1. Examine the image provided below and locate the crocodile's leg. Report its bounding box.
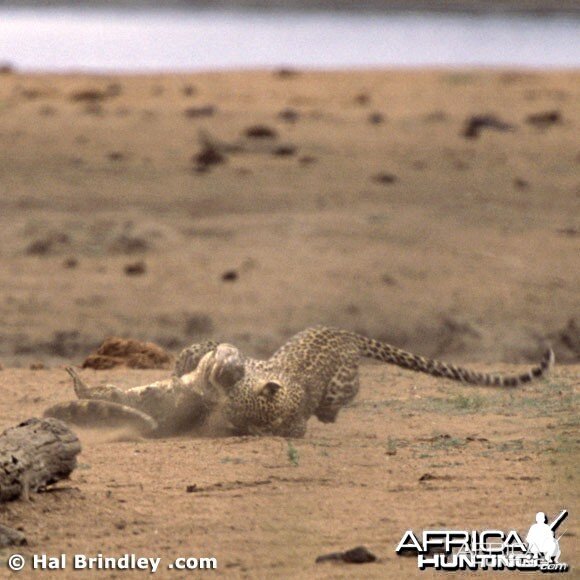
[173,340,220,377]
[66,367,129,404]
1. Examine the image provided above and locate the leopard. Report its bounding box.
[44,326,554,438]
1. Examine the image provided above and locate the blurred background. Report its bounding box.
[0,0,578,368]
[0,1,579,70]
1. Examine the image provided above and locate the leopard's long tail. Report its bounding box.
[356,335,554,387]
[44,400,158,435]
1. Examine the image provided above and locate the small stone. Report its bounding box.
[244,125,278,139]
[273,145,296,157]
[513,177,529,190]
[462,114,515,139]
[183,105,215,118]
[221,270,239,282]
[526,110,561,128]
[274,68,299,78]
[316,545,377,564]
[278,108,299,123]
[373,172,398,185]
[193,146,226,169]
[108,151,125,162]
[354,93,370,106]
[124,261,146,276]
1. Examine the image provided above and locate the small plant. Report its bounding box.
[450,393,485,412]
[287,441,299,467]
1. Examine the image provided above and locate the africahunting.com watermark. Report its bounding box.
[396,509,570,572]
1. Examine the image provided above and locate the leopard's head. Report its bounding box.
[224,373,300,436]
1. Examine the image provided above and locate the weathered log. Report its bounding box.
[0,418,81,502]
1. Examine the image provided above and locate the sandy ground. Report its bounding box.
[0,364,578,578]
[0,68,578,577]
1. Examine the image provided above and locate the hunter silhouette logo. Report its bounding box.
[526,510,566,564]
[396,509,570,572]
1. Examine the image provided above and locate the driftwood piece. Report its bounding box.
[0,418,81,502]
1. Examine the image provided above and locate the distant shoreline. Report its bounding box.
[0,0,579,17]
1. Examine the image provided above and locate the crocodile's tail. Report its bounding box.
[43,400,158,435]
[356,335,554,387]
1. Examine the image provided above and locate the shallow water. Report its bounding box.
[0,8,578,71]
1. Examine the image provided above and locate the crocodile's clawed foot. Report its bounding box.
[65,366,91,399]
[208,344,245,391]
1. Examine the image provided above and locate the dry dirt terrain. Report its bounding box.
[0,68,578,577]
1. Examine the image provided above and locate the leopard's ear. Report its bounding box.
[260,381,282,398]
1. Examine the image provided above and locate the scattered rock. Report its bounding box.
[184,313,214,337]
[221,270,239,282]
[381,274,397,286]
[106,83,122,97]
[354,93,370,106]
[513,177,529,190]
[298,155,317,165]
[556,227,579,237]
[368,112,384,124]
[26,233,70,256]
[462,115,515,139]
[316,546,377,564]
[30,362,45,370]
[38,105,57,116]
[278,108,299,123]
[0,62,15,75]
[46,330,83,358]
[84,103,103,116]
[82,337,173,370]
[109,228,149,255]
[182,85,196,96]
[419,473,452,482]
[63,257,78,269]
[274,68,300,78]
[273,145,296,157]
[526,110,561,128]
[0,524,27,548]
[124,261,146,276]
[20,88,43,100]
[244,125,278,139]
[193,145,226,170]
[186,484,197,493]
[373,172,398,185]
[184,105,216,118]
[70,88,110,102]
[107,151,125,162]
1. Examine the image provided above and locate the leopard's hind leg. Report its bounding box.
[315,358,360,424]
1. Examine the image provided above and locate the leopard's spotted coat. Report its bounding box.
[44,326,554,437]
